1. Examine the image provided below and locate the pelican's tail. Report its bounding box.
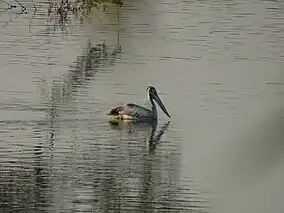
[108,106,123,116]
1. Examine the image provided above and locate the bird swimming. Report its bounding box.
[108,86,171,121]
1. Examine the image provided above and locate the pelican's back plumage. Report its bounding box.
[108,104,153,120]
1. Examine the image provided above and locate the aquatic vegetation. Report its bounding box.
[47,0,123,21]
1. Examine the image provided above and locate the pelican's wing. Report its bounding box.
[109,103,152,118]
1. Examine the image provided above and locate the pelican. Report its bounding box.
[108,86,171,121]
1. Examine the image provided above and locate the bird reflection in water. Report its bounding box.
[108,120,177,212]
[109,120,171,154]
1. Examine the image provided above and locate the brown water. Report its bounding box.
[0,0,283,212]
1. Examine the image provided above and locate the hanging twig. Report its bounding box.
[28,0,38,32]
[13,0,27,13]
[32,0,37,11]
[0,0,17,10]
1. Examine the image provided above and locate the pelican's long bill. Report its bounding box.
[151,92,171,118]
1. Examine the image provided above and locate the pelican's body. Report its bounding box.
[108,86,171,121]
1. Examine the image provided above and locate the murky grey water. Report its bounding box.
[0,0,284,212]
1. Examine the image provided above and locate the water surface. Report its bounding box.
[0,0,283,212]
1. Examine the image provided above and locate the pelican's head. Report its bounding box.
[146,86,171,118]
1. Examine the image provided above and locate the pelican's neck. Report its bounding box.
[148,94,157,118]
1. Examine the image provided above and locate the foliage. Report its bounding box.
[47,0,123,21]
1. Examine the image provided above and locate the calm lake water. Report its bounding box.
[0,0,283,212]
